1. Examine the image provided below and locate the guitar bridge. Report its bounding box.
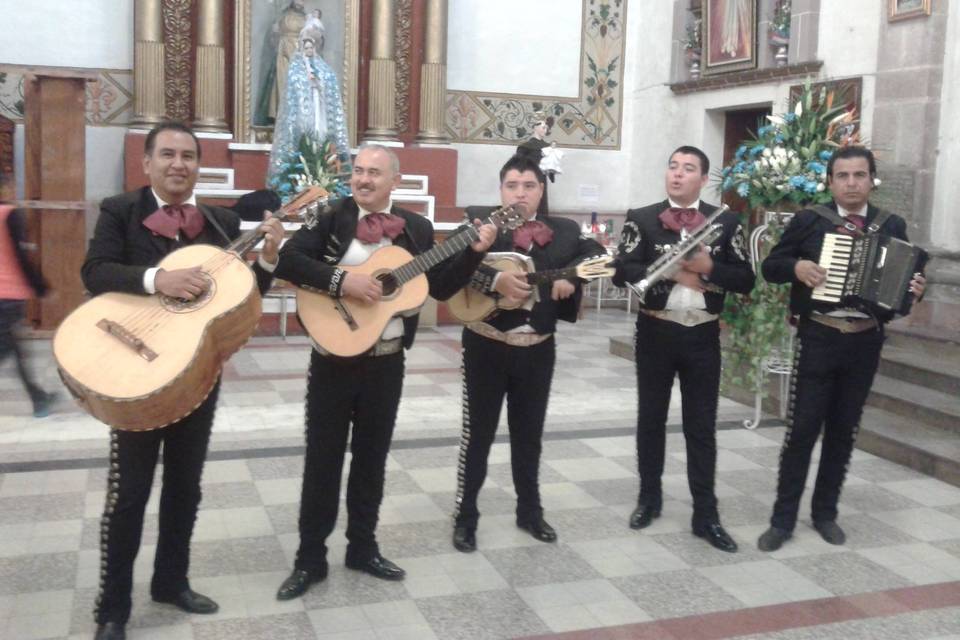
[333,300,359,331]
[97,319,158,361]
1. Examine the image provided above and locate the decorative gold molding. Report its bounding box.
[193,0,227,131]
[133,0,165,125]
[417,0,447,142]
[233,0,360,145]
[445,0,628,150]
[394,0,413,134]
[162,0,192,122]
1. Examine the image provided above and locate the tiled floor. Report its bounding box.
[1,308,958,639]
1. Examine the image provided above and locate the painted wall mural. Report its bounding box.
[445,0,627,150]
[0,67,133,126]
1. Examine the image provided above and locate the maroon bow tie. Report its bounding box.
[513,220,554,251]
[143,203,205,240]
[356,212,406,244]
[659,207,705,233]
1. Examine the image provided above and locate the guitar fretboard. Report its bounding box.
[525,267,577,285]
[393,224,481,284]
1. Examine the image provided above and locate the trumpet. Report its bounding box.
[627,205,729,302]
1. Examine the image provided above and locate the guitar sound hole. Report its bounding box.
[377,272,399,298]
[159,272,216,313]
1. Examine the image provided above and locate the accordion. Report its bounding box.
[811,232,929,315]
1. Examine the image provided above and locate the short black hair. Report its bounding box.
[827,146,876,179]
[669,145,710,175]
[144,121,202,160]
[499,154,546,185]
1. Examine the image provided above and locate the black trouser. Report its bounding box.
[634,314,721,529]
[770,319,883,531]
[294,349,404,573]
[454,329,556,529]
[0,300,46,406]
[94,383,219,625]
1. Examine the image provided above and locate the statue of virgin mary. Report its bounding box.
[267,36,351,196]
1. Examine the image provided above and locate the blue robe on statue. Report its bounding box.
[267,51,350,195]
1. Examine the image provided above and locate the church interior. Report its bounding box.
[1,0,959,638]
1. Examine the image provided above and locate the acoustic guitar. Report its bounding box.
[53,186,327,431]
[296,205,524,357]
[446,253,615,323]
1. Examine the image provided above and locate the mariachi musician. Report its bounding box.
[757,146,925,551]
[451,154,606,553]
[82,122,284,640]
[613,145,754,553]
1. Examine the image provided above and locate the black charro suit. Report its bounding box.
[612,200,754,529]
[761,202,913,532]
[274,197,485,572]
[82,186,274,625]
[453,210,606,530]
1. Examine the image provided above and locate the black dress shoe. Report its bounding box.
[276,567,327,600]
[757,526,792,552]
[152,588,219,614]
[628,505,661,530]
[346,554,406,581]
[517,517,557,542]
[693,523,738,553]
[94,622,126,640]
[453,526,477,552]
[813,520,847,545]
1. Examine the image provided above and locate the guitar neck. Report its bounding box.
[229,210,284,256]
[524,266,579,285]
[393,223,481,284]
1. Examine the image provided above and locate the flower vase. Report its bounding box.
[686,49,702,81]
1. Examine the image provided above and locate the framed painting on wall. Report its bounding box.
[888,0,931,22]
[703,0,757,75]
[234,0,359,144]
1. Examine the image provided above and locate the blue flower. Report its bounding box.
[803,180,819,194]
[735,145,747,160]
[784,113,797,123]
[757,125,773,137]
[734,161,747,173]
[750,145,765,157]
[774,134,785,144]
[736,182,750,197]
[789,176,807,188]
[806,161,826,175]
[721,166,731,177]
[278,183,293,193]
[722,176,734,191]
[819,150,834,162]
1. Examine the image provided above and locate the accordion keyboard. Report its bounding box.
[811,232,854,303]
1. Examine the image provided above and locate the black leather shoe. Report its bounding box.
[693,523,738,553]
[276,567,327,600]
[517,517,557,542]
[346,554,406,581]
[453,526,477,552]
[152,588,219,614]
[94,622,126,640]
[813,520,846,545]
[629,505,661,530]
[757,526,792,551]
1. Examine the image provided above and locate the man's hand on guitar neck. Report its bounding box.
[155,266,208,300]
[471,219,498,253]
[341,272,383,304]
[494,271,532,305]
[551,279,575,301]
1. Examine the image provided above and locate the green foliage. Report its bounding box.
[268,133,349,202]
[721,217,792,394]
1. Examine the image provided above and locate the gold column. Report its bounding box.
[416,0,448,143]
[132,0,165,126]
[364,0,398,140]
[193,0,228,132]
